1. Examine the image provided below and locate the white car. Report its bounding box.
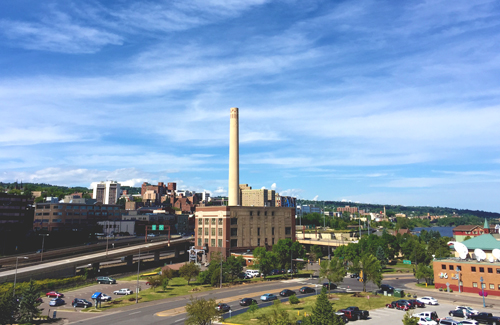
[113,288,133,295]
[100,294,112,301]
[415,317,437,325]
[417,296,439,305]
[455,306,479,316]
[457,320,478,325]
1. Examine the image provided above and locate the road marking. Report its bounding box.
[174,318,185,322]
[129,311,141,315]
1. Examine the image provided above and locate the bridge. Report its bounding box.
[0,237,192,283]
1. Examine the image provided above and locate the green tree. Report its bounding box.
[147,276,162,292]
[179,262,200,285]
[360,254,382,292]
[308,287,343,325]
[223,255,244,283]
[248,300,259,313]
[210,267,221,287]
[402,311,419,325]
[376,246,387,269]
[415,263,434,285]
[310,245,323,262]
[19,279,42,323]
[185,297,222,325]
[0,289,17,325]
[253,247,276,277]
[319,257,347,295]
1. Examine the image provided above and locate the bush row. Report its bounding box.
[0,275,88,296]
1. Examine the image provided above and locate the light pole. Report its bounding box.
[13,256,28,297]
[457,269,461,293]
[136,247,141,304]
[480,276,486,307]
[40,234,49,262]
[106,222,109,257]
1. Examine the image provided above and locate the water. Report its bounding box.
[412,226,454,238]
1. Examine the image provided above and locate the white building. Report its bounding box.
[98,220,135,236]
[93,181,121,204]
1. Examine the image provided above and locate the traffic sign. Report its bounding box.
[403,260,412,265]
[159,225,164,231]
[152,225,157,231]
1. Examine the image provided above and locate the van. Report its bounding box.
[96,276,116,284]
[413,311,439,321]
[380,284,395,293]
[245,270,260,277]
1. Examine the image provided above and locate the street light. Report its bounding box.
[39,234,49,262]
[13,256,28,297]
[136,245,150,304]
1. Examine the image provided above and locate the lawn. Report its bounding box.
[382,260,415,274]
[226,292,397,325]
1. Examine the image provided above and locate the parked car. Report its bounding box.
[100,294,112,302]
[280,289,296,297]
[380,284,395,293]
[457,321,478,325]
[408,299,426,308]
[245,270,260,277]
[113,288,133,295]
[269,269,281,276]
[260,293,278,301]
[299,286,315,294]
[72,298,92,308]
[96,276,116,284]
[334,311,348,324]
[216,303,231,312]
[455,307,479,316]
[349,273,359,278]
[45,291,64,298]
[413,311,439,322]
[469,312,500,324]
[415,317,438,325]
[240,298,258,306]
[417,297,439,305]
[322,282,337,290]
[439,317,460,325]
[449,309,469,318]
[338,306,369,321]
[49,298,65,306]
[239,273,253,279]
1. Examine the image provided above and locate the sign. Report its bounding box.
[152,225,156,231]
[403,260,412,265]
[367,295,370,299]
[479,291,488,297]
[159,225,164,231]
[52,311,57,319]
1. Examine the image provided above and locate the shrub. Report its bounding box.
[289,295,300,304]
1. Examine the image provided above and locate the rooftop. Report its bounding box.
[434,257,500,266]
[462,234,500,250]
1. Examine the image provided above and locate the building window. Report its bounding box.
[231,228,237,236]
[456,265,461,271]
[285,227,291,235]
[449,265,454,270]
[230,239,237,247]
[218,239,222,247]
[257,238,261,246]
[211,239,215,247]
[218,218,223,225]
[218,228,223,236]
[471,266,476,272]
[211,218,215,225]
[197,238,202,246]
[479,267,484,273]
[198,228,202,236]
[488,268,493,273]
[272,227,275,235]
[497,268,500,274]
[490,284,495,289]
[272,211,275,216]
[204,238,208,245]
[441,264,446,270]
[250,211,253,216]
[205,228,208,236]
[257,228,261,236]
[211,228,215,236]
[231,218,237,225]
[473,282,478,288]
[264,211,267,216]
[257,211,260,216]
[272,238,275,245]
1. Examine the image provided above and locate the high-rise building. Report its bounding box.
[93,181,121,204]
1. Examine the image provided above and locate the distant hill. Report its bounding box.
[299,199,500,219]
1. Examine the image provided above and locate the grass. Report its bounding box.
[226,292,397,325]
[382,261,415,274]
[81,277,212,312]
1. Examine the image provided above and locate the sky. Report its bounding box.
[1,0,500,213]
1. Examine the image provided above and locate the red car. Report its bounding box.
[46,291,64,298]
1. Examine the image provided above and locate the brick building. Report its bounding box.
[0,193,33,227]
[337,206,359,214]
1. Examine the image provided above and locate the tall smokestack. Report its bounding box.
[228,107,239,206]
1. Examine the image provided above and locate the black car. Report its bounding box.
[350,273,359,278]
[322,283,337,290]
[216,303,231,312]
[240,298,258,306]
[299,286,315,294]
[280,289,296,297]
[269,269,281,276]
[395,300,413,309]
[72,298,92,308]
[448,309,468,318]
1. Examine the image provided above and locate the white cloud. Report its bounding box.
[270,183,277,190]
[312,195,319,201]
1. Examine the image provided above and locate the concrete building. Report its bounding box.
[98,220,135,236]
[194,107,296,261]
[93,181,121,204]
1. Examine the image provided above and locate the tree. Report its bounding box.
[310,245,323,262]
[258,302,295,325]
[147,276,162,292]
[161,266,176,291]
[376,246,387,269]
[179,262,200,285]
[0,289,17,325]
[307,287,343,325]
[248,300,259,313]
[415,263,434,285]
[360,254,382,292]
[253,247,276,277]
[402,311,419,325]
[223,255,244,283]
[19,279,42,323]
[319,257,347,295]
[185,297,222,325]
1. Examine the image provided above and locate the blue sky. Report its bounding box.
[1,0,500,212]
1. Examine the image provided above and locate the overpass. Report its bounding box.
[0,237,192,283]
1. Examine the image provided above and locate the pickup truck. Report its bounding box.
[470,312,500,325]
[338,306,369,321]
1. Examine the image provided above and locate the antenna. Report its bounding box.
[451,242,469,260]
[492,248,500,262]
[489,256,494,263]
[474,248,486,262]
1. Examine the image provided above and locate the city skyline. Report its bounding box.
[1,1,500,212]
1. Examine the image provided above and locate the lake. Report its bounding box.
[412,226,454,238]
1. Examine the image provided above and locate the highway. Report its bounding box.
[0,237,191,283]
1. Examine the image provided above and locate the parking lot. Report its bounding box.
[40,279,148,314]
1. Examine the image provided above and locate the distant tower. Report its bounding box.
[383,206,386,216]
[484,218,490,234]
[228,107,240,206]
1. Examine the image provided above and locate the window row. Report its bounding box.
[472,282,500,290]
[441,264,500,274]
